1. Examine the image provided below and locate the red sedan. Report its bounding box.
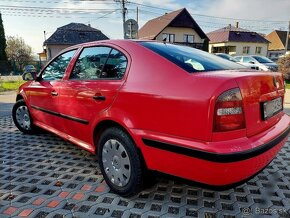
[13,40,290,196]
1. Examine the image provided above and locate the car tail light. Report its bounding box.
[214,88,245,132]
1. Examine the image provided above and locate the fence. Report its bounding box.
[0,60,47,76]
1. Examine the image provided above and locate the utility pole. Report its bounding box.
[285,21,290,55]
[121,0,126,39]
[136,6,139,39]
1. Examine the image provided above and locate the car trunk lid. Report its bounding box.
[234,71,284,136]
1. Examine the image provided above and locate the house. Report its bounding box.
[138,8,209,51]
[207,23,269,56]
[265,30,290,61]
[44,23,109,60]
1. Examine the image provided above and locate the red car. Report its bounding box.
[13,40,290,196]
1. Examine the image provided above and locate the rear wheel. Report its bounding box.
[12,99,36,134]
[98,127,143,196]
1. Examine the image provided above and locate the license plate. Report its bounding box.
[262,97,283,120]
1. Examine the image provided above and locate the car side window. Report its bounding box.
[234,57,242,62]
[70,47,128,80]
[70,47,111,80]
[42,50,76,81]
[100,49,128,79]
[243,57,254,63]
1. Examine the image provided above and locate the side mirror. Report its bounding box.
[249,61,255,64]
[22,72,37,81]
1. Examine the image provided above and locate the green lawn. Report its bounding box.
[286,80,290,89]
[0,80,25,92]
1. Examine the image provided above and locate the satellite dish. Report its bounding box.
[124,19,139,39]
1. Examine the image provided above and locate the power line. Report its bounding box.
[128,1,288,23]
[0,4,119,12]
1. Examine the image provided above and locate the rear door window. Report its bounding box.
[70,46,128,80]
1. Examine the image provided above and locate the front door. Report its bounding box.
[57,46,129,144]
[27,49,77,128]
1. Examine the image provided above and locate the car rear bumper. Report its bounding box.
[132,114,290,186]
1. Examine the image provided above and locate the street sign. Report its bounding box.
[124,19,138,39]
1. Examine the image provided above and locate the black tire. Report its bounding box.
[12,99,36,134]
[98,127,144,196]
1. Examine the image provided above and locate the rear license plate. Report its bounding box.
[262,97,283,120]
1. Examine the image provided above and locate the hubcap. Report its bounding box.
[16,106,31,130]
[102,139,131,187]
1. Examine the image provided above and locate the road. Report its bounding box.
[0,91,16,117]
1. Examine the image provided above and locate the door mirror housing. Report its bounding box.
[249,61,255,64]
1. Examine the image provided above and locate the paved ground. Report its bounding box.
[0,90,289,217]
[0,91,16,117]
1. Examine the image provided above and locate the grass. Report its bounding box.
[0,80,25,92]
[286,80,290,89]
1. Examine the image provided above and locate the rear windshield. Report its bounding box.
[140,42,246,73]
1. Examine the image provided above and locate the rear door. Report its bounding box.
[27,49,77,128]
[56,45,129,144]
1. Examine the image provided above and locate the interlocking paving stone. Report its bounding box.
[0,115,290,217]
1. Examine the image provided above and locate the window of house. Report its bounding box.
[255,47,262,54]
[242,46,250,54]
[70,46,127,80]
[183,34,195,43]
[42,49,77,81]
[162,33,175,42]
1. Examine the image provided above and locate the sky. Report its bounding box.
[1,0,290,55]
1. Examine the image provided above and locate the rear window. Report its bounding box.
[140,42,246,73]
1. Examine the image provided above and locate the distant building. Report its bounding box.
[138,8,209,51]
[207,24,269,56]
[44,23,109,60]
[265,30,290,61]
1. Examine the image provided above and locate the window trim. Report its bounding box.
[183,34,195,43]
[242,46,250,54]
[38,48,78,81]
[68,45,129,81]
[255,46,262,54]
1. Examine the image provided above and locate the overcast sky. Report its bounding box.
[1,0,290,54]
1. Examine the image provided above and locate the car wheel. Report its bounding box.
[12,99,36,134]
[98,127,143,196]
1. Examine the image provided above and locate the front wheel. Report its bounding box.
[98,127,144,196]
[12,99,36,134]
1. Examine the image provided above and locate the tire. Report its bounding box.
[12,99,36,134]
[98,127,144,196]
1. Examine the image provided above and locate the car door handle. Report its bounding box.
[93,95,106,101]
[51,91,58,96]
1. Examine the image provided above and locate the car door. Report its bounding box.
[56,46,129,144]
[27,49,77,128]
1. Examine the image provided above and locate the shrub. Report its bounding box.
[278,54,290,80]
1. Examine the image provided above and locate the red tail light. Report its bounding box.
[214,88,245,132]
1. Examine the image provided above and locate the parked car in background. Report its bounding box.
[23,65,36,73]
[235,55,278,71]
[215,53,238,62]
[12,40,290,196]
[22,65,37,80]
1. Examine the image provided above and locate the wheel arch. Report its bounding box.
[93,119,147,168]
[16,94,24,102]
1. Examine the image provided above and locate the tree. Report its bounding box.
[5,36,33,71]
[278,54,290,80]
[0,12,7,61]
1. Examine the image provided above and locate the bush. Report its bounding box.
[278,54,290,80]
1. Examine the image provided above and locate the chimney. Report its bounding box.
[88,23,91,27]
[236,22,239,28]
